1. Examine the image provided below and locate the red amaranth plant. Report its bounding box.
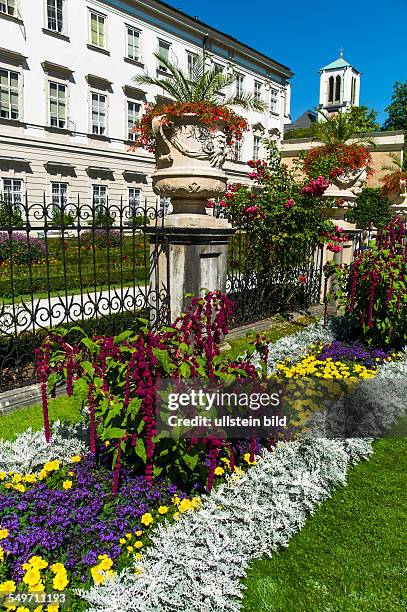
[38,292,259,492]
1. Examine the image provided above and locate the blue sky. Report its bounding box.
[171,0,406,124]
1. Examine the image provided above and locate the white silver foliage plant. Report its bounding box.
[78,437,372,612]
[0,421,86,473]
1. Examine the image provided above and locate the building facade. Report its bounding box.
[318,52,360,120]
[0,0,293,216]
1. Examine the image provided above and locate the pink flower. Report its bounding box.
[219,200,227,208]
[243,205,258,216]
[298,274,307,284]
[284,198,295,209]
[327,243,342,253]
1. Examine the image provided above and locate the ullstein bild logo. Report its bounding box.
[156,379,290,440]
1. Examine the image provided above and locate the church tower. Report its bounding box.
[318,51,361,120]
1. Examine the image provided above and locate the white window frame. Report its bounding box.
[0,0,16,16]
[46,0,64,33]
[254,81,262,103]
[186,50,198,80]
[89,9,106,49]
[0,67,20,120]
[1,178,23,212]
[235,73,244,98]
[126,99,140,141]
[92,184,107,213]
[50,181,68,214]
[90,91,107,136]
[253,135,261,161]
[233,139,242,162]
[48,80,67,128]
[270,87,278,114]
[128,187,141,216]
[157,40,171,71]
[126,25,141,61]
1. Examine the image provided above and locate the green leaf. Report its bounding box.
[135,438,146,463]
[114,330,135,343]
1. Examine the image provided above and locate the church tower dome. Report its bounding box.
[317,51,361,120]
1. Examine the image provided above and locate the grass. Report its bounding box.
[0,395,82,440]
[242,435,407,612]
[224,314,316,362]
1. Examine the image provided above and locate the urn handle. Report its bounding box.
[151,115,173,163]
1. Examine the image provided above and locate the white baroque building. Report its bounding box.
[0,0,293,214]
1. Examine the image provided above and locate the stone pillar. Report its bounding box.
[148,214,234,322]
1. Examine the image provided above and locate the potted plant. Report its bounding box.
[301,110,373,206]
[380,157,407,217]
[131,53,265,215]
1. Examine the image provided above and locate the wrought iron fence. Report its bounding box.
[0,194,170,392]
[225,226,324,328]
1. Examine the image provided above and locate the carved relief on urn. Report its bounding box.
[151,114,228,214]
[323,167,368,206]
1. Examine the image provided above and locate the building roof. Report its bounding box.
[320,55,360,73]
[284,109,317,132]
[122,0,293,78]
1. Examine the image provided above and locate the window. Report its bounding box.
[49,81,66,128]
[254,81,262,102]
[0,69,19,119]
[157,40,170,71]
[90,11,105,48]
[0,0,16,16]
[235,73,244,98]
[92,185,107,212]
[335,75,341,102]
[128,187,141,216]
[328,76,334,104]
[127,100,140,141]
[186,51,198,80]
[351,77,356,105]
[91,92,106,135]
[233,139,242,162]
[127,26,140,61]
[270,88,278,114]
[159,196,171,215]
[51,182,67,213]
[47,0,63,33]
[253,136,261,161]
[2,178,22,210]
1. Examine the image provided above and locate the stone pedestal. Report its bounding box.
[147,214,235,322]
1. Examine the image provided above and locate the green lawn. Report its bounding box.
[242,435,407,612]
[0,395,82,440]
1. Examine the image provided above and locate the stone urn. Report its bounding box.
[389,178,407,219]
[323,166,367,207]
[151,114,228,215]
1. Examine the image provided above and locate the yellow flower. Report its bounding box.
[91,566,113,585]
[0,580,16,592]
[0,472,6,480]
[0,546,4,561]
[12,474,22,484]
[43,460,60,472]
[178,499,193,513]
[97,555,113,571]
[53,572,68,591]
[141,513,153,527]
[38,470,48,481]
[243,453,256,465]
[29,556,48,570]
[127,546,134,553]
[134,541,143,549]
[214,467,224,476]
[104,441,111,447]
[47,605,59,612]
[233,466,244,477]
[135,553,142,561]
[28,582,45,593]
[70,456,81,463]
[172,494,180,506]
[119,538,126,545]
[135,530,142,537]
[16,607,30,612]
[157,506,168,515]
[4,483,13,490]
[24,474,37,484]
[125,533,132,540]
[23,568,41,587]
[68,472,74,477]
[173,512,180,520]
[135,567,142,575]
[14,484,26,493]
[0,528,9,540]
[62,480,72,490]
